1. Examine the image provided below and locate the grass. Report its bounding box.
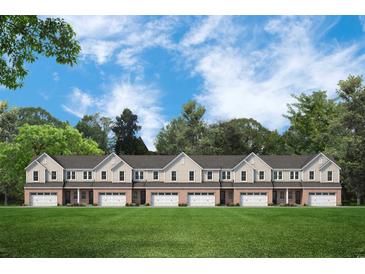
[0,207,364,258]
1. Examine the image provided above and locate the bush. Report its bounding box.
[235,203,240,206]
[179,203,187,207]
[145,203,150,207]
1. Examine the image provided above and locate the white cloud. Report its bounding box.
[52,72,60,81]
[62,87,95,118]
[62,83,165,151]
[359,16,365,31]
[181,16,365,131]
[81,40,120,65]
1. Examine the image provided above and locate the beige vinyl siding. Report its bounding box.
[94,154,132,183]
[234,162,254,183]
[26,154,64,183]
[202,170,220,182]
[164,154,202,183]
[320,162,340,183]
[111,162,132,183]
[246,154,272,182]
[26,162,46,183]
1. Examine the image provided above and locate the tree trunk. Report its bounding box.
[356,192,361,206]
[3,190,8,206]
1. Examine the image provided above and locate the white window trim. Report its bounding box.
[327,171,333,182]
[33,171,39,181]
[66,171,76,180]
[119,171,125,182]
[134,170,144,181]
[171,171,177,181]
[207,171,213,181]
[153,171,159,181]
[101,171,107,181]
[289,171,299,180]
[258,171,265,181]
[51,171,57,180]
[309,170,315,181]
[273,171,283,181]
[241,171,247,182]
[221,170,231,181]
[189,171,195,182]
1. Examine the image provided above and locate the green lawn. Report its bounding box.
[0,207,364,258]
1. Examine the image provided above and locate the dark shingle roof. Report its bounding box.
[259,154,317,169]
[190,155,246,168]
[120,155,176,169]
[53,155,108,169]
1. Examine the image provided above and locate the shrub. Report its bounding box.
[179,203,187,207]
[145,203,150,207]
[235,203,240,206]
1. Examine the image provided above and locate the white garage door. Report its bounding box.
[308,192,336,207]
[30,192,57,207]
[188,193,215,207]
[240,192,268,207]
[151,192,179,207]
[99,192,126,207]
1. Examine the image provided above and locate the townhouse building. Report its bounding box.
[24,152,341,207]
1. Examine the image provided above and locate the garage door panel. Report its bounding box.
[151,193,179,207]
[30,192,57,207]
[308,192,336,206]
[188,193,215,207]
[240,192,267,207]
[99,193,126,207]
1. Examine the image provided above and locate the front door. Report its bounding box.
[65,191,70,204]
[89,191,93,205]
[273,191,277,204]
[220,191,225,205]
[295,191,301,204]
[140,190,146,205]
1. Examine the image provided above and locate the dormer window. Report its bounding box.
[309,171,315,180]
[101,171,107,180]
[273,171,282,180]
[119,171,124,181]
[259,171,265,180]
[290,171,299,180]
[135,171,144,180]
[189,171,194,181]
[33,171,38,181]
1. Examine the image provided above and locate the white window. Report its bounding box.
[134,171,144,180]
[207,171,212,180]
[171,171,176,181]
[153,171,159,180]
[83,171,88,180]
[241,171,247,182]
[189,171,194,181]
[119,171,124,181]
[259,171,265,180]
[101,171,107,180]
[290,171,299,180]
[327,171,333,181]
[309,171,315,180]
[33,171,38,181]
[51,171,56,180]
[67,171,75,180]
[221,171,231,180]
[88,171,92,180]
[273,171,282,180]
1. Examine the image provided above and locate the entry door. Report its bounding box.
[140,190,146,205]
[295,191,301,204]
[273,191,277,204]
[220,191,225,205]
[65,191,70,204]
[89,191,93,205]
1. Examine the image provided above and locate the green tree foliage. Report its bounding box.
[283,91,339,154]
[0,16,80,89]
[200,119,286,155]
[111,109,148,155]
[155,100,206,154]
[0,101,18,142]
[17,107,66,128]
[334,75,365,205]
[76,113,111,153]
[0,124,103,204]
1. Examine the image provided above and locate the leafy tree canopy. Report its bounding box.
[0,16,80,89]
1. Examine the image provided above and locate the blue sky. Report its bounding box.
[1,16,365,150]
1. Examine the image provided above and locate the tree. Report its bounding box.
[0,124,103,204]
[0,16,80,89]
[17,107,66,128]
[335,75,365,205]
[76,113,111,153]
[0,101,18,142]
[155,100,206,154]
[111,109,148,155]
[283,91,339,154]
[199,118,286,155]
